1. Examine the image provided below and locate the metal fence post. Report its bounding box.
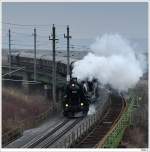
[64,138,67,148]
[72,132,75,144]
[80,125,82,136]
[68,134,71,147]
[77,127,79,138]
[83,122,85,132]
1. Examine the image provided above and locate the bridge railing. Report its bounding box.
[96,92,142,148]
[54,94,110,148]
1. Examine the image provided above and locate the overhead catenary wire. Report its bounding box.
[12,44,34,47]
[3,24,90,52]
[2,42,8,45]
[2,22,66,27]
[37,34,49,38]
[3,22,93,39]
[4,26,35,30]
[3,30,51,48]
[2,79,41,84]
[11,31,32,36]
[2,22,53,27]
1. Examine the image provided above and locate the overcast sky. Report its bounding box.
[2,2,148,50]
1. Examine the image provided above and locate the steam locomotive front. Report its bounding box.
[63,78,89,117]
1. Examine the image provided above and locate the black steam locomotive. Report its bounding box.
[62,77,98,117]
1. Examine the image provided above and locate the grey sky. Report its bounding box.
[2,2,148,50]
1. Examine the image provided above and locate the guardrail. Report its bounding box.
[96,93,142,148]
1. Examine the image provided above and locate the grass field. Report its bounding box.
[2,87,50,134]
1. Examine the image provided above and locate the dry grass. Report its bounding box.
[2,87,49,134]
[121,127,147,148]
[120,79,148,148]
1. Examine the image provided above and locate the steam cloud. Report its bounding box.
[72,34,144,92]
[88,105,96,115]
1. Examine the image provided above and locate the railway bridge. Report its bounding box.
[2,54,73,99]
[4,91,143,148]
[2,54,144,148]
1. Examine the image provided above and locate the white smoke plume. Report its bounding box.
[88,104,96,115]
[72,34,144,92]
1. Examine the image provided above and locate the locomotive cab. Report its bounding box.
[63,77,89,117]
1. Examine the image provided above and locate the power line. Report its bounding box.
[37,44,50,47]
[2,79,41,84]
[36,28,50,32]
[2,25,33,30]
[37,34,49,38]
[2,22,52,27]
[11,31,32,36]
[11,39,33,43]
[13,44,34,47]
[2,42,8,45]
[2,22,66,27]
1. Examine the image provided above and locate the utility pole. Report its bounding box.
[49,24,58,104]
[64,25,72,82]
[33,28,37,81]
[8,29,11,76]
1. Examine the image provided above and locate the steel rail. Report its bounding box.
[40,118,82,148]
[22,118,69,148]
[73,94,126,148]
[95,95,127,148]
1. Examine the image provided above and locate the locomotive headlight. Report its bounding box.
[65,104,69,107]
[80,102,84,106]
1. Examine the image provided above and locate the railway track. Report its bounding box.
[22,118,82,148]
[43,118,82,148]
[7,93,124,148]
[72,94,126,148]
[22,118,69,148]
